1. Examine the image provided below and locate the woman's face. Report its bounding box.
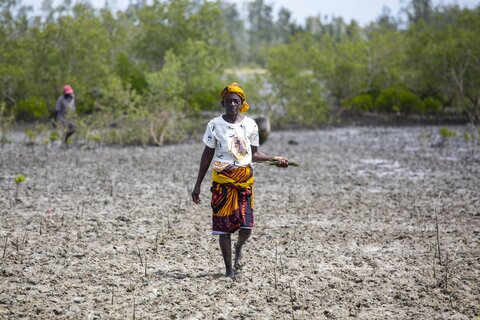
[222,93,242,115]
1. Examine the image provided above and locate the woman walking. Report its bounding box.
[192,82,288,278]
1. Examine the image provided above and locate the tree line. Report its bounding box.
[0,0,479,144]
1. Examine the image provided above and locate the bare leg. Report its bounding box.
[219,234,234,277]
[234,229,251,270]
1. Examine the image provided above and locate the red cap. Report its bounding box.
[63,85,74,94]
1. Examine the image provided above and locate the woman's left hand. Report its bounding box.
[273,156,288,168]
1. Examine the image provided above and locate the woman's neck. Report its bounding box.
[222,113,244,124]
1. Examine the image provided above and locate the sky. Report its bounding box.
[266,0,479,25]
[22,0,480,26]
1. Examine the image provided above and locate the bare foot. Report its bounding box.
[234,243,244,270]
[225,270,236,278]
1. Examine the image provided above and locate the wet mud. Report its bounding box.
[1,126,479,319]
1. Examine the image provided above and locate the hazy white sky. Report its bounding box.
[22,0,480,26]
[264,0,479,25]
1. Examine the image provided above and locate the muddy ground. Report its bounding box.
[0,126,479,319]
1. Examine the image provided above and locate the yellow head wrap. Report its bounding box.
[220,82,250,113]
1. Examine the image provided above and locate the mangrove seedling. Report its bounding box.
[439,127,456,138]
[14,174,26,201]
[49,131,59,144]
[24,129,36,145]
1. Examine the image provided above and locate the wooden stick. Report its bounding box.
[434,192,442,265]
[22,229,27,244]
[144,252,147,277]
[137,246,143,266]
[2,235,7,258]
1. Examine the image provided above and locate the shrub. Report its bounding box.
[342,93,374,111]
[99,107,196,146]
[375,86,422,115]
[0,102,14,143]
[421,97,442,114]
[16,97,49,121]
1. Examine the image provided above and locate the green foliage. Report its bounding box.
[93,54,204,146]
[16,98,49,121]
[0,102,14,143]
[266,35,329,127]
[345,93,443,116]
[28,5,113,114]
[1,0,479,140]
[24,129,36,143]
[439,127,457,138]
[49,131,59,143]
[407,0,433,24]
[144,39,225,112]
[405,7,480,123]
[375,86,422,115]
[115,53,148,94]
[177,40,225,111]
[68,114,87,142]
[246,0,275,65]
[14,175,26,185]
[420,97,442,114]
[342,94,374,112]
[145,51,185,112]
[96,76,141,117]
[364,28,406,93]
[327,34,369,102]
[134,0,229,69]
[220,2,246,64]
[90,134,101,144]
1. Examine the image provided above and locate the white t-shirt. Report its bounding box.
[203,115,260,167]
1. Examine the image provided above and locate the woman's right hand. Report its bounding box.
[192,185,201,204]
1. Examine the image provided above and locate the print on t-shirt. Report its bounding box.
[229,136,247,160]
